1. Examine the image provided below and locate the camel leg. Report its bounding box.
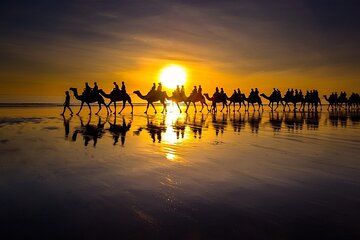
[88,103,92,115]
[161,102,166,114]
[193,102,197,113]
[151,103,157,114]
[145,102,150,114]
[200,102,204,112]
[113,101,117,114]
[177,103,182,113]
[274,102,279,111]
[107,101,113,113]
[204,102,209,112]
[119,100,126,114]
[220,103,225,112]
[95,103,101,115]
[128,100,134,114]
[185,102,190,113]
[77,102,84,115]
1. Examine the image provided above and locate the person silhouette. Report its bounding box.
[180,85,186,98]
[198,85,202,94]
[61,91,73,115]
[84,82,91,97]
[174,85,180,97]
[121,81,126,93]
[250,88,254,98]
[157,82,162,92]
[93,82,99,95]
[192,86,197,95]
[113,82,119,92]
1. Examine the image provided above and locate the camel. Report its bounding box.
[69,88,109,115]
[323,95,338,110]
[204,93,228,112]
[133,90,168,114]
[184,92,209,113]
[260,93,283,111]
[348,93,360,110]
[227,91,247,112]
[303,93,322,111]
[245,94,263,111]
[98,89,133,114]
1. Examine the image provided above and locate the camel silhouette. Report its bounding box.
[260,93,283,111]
[98,89,133,114]
[323,94,338,110]
[228,91,247,112]
[133,90,168,114]
[348,93,360,110]
[304,93,322,111]
[69,88,110,115]
[245,94,263,111]
[168,92,209,113]
[204,93,228,112]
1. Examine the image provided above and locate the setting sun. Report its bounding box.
[159,65,187,89]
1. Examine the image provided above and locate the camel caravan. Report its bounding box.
[62,81,360,115]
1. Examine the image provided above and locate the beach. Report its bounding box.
[0,105,359,239]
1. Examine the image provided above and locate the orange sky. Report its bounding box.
[0,1,359,102]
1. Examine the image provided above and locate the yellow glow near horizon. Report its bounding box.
[159,65,187,89]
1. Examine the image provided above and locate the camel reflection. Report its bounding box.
[269,112,283,132]
[247,111,262,133]
[305,111,320,130]
[106,116,132,146]
[284,112,304,131]
[134,115,166,143]
[229,112,246,133]
[187,113,208,139]
[326,110,359,127]
[173,115,186,140]
[212,113,228,136]
[72,115,105,147]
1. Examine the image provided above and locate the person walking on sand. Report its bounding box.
[61,91,73,115]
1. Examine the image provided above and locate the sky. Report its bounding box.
[0,0,359,102]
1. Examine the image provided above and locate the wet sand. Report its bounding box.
[0,105,359,239]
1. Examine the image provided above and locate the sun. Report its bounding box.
[159,65,187,89]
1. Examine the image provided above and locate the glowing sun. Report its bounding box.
[159,65,187,89]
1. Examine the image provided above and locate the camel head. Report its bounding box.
[260,93,265,97]
[133,90,140,94]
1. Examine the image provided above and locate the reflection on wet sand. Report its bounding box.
[62,110,360,146]
[133,115,167,143]
[326,110,360,127]
[71,115,105,147]
[107,116,132,146]
[1,106,360,239]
